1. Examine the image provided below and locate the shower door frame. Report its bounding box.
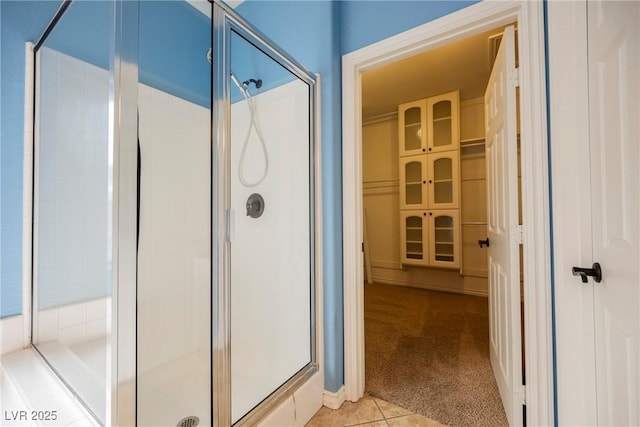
[211,1,320,426]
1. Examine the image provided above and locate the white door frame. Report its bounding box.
[341,1,554,425]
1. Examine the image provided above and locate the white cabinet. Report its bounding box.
[398,100,427,157]
[400,211,429,264]
[429,210,460,267]
[427,91,460,153]
[428,151,460,210]
[399,156,428,210]
[399,209,461,268]
[398,90,461,269]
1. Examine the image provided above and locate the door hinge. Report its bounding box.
[512,224,523,244]
[361,242,365,252]
[515,384,526,405]
[510,67,520,87]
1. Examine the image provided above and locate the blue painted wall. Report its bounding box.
[0,1,62,318]
[340,0,479,54]
[139,1,211,108]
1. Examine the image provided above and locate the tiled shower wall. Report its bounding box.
[35,47,110,311]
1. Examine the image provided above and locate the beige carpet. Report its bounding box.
[364,282,509,427]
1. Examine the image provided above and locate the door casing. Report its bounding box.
[341,2,553,426]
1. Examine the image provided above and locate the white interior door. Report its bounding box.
[484,25,522,427]
[586,1,640,424]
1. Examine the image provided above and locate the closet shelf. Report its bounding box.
[460,138,485,149]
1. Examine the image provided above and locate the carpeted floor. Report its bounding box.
[365,282,508,427]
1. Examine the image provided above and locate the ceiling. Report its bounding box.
[362,25,509,120]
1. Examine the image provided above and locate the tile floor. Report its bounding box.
[305,395,446,427]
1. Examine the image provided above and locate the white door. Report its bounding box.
[587,1,640,424]
[484,25,522,427]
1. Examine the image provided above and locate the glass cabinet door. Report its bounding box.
[427,91,460,153]
[428,151,459,209]
[428,210,460,268]
[399,100,427,156]
[400,211,429,265]
[400,156,428,210]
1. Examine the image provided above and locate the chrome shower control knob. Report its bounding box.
[246,193,265,219]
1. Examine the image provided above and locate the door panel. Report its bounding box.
[400,156,428,209]
[485,25,522,426]
[588,1,640,424]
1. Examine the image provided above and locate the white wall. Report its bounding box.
[136,84,211,426]
[362,98,489,296]
[34,47,110,311]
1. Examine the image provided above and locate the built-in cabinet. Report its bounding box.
[398,91,461,268]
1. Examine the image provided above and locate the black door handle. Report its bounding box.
[478,238,490,248]
[572,262,602,283]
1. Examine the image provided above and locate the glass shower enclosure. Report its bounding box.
[30,1,318,425]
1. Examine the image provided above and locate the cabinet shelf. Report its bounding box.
[433,179,453,184]
[434,241,454,245]
[406,181,423,185]
[460,137,485,146]
[432,116,452,123]
[405,122,421,128]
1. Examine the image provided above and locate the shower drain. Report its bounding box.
[177,416,199,427]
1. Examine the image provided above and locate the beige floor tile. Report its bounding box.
[373,398,413,418]
[305,398,385,427]
[349,421,389,427]
[386,413,447,427]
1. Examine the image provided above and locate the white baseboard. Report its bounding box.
[371,277,488,297]
[323,386,346,410]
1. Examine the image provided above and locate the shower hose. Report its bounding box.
[234,75,269,188]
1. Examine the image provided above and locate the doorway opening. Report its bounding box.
[360,23,519,426]
[342,2,553,426]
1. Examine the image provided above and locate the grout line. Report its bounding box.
[370,397,390,426]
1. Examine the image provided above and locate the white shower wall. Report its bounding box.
[230,79,312,422]
[35,47,110,311]
[137,84,211,426]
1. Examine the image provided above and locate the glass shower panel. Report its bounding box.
[32,2,114,423]
[229,30,313,424]
[136,2,211,426]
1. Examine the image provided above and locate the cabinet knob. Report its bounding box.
[423,180,426,184]
[428,147,432,151]
[423,212,427,216]
[429,212,433,216]
[428,180,432,184]
[422,148,426,152]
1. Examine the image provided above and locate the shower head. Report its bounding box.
[243,78,262,89]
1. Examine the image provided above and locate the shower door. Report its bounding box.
[212,3,318,425]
